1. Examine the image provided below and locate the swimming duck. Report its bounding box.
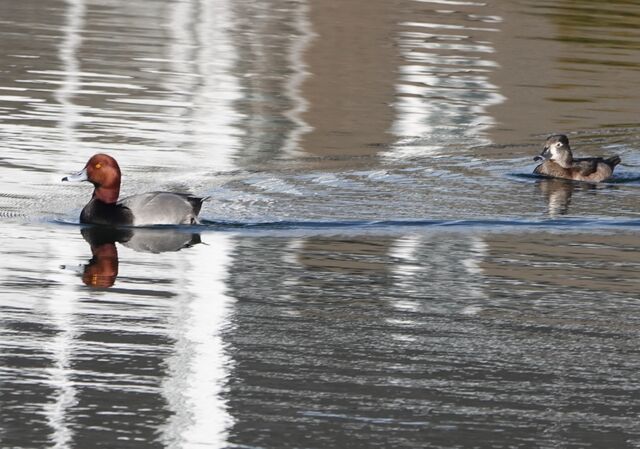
[62,154,206,226]
[533,134,620,182]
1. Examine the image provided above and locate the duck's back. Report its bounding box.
[572,156,619,181]
[119,192,205,226]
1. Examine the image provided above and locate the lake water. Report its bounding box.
[1,0,640,447]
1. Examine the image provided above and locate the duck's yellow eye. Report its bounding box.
[95,163,102,169]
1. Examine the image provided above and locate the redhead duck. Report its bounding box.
[62,154,206,226]
[533,134,620,182]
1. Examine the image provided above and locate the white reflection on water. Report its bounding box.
[389,235,423,314]
[41,232,88,449]
[161,234,236,448]
[281,0,314,157]
[106,0,244,171]
[460,235,488,314]
[44,258,80,449]
[184,0,243,170]
[44,0,86,445]
[55,0,86,148]
[389,2,505,157]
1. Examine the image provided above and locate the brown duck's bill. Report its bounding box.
[533,147,551,162]
[62,166,88,182]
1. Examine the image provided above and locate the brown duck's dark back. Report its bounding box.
[605,155,621,167]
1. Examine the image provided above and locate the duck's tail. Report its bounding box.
[187,195,209,217]
[605,155,621,168]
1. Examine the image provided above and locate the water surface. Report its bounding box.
[1,0,640,447]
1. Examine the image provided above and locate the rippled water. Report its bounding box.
[2,0,640,447]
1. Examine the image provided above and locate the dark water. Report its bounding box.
[2,0,640,447]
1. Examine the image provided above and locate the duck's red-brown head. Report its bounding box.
[63,154,121,204]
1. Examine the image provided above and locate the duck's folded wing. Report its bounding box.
[119,192,200,225]
[572,158,601,176]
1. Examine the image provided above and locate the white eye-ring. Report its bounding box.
[555,142,562,147]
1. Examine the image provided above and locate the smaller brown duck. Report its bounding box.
[533,134,620,182]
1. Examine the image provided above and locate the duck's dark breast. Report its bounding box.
[80,198,134,226]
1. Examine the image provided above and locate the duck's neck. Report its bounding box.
[554,151,573,169]
[93,185,120,204]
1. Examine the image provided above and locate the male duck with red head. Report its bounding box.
[63,154,206,226]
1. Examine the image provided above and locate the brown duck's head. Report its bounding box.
[534,134,573,168]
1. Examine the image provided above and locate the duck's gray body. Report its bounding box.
[79,192,206,226]
[119,192,205,226]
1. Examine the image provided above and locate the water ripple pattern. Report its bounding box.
[389,0,505,158]
[2,0,640,448]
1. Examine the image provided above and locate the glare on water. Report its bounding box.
[1,0,640,448]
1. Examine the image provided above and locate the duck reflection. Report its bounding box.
[536,177,613,217]
[80,226,201,288]
[536,178,575,216]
